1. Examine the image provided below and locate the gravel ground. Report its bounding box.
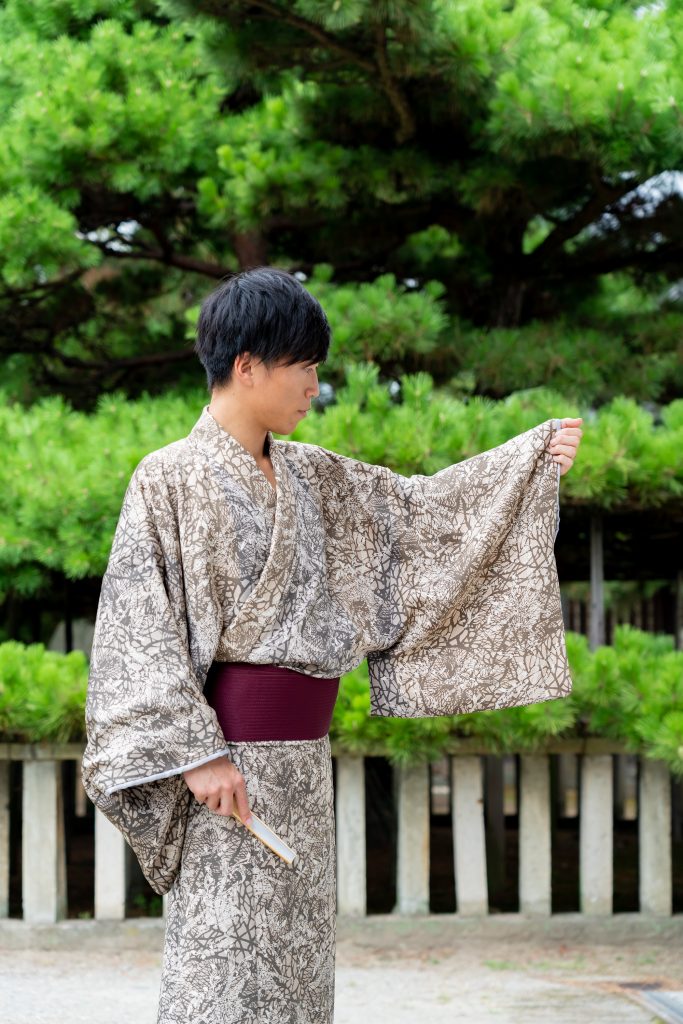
[1,914,681,1023]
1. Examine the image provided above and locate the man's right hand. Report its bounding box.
[183,756,252,824]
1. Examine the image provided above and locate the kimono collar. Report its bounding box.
[187,405,300,653]
[187,404,279,503]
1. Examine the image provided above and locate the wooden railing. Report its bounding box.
[0,740,678,922]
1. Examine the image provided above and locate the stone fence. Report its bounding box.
[1,739,679,922]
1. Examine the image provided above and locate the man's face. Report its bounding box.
[249,356,321,436]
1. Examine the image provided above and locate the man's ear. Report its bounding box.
[233,351,256,386]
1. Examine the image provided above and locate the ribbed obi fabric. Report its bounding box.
[204,661,340,742]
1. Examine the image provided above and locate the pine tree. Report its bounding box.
[1,0,681,404]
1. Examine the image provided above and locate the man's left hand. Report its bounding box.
[548,417,583,477]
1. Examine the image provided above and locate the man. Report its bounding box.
[82,267,581,1024]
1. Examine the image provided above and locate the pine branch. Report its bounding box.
[247,0,375,73]
[0,269,84,301]
[373,21,416,143]
[89,239,231,279]
[554,240,683,282]
[528,176,638,265]
[0,332,195,373]
[246,2,416,143]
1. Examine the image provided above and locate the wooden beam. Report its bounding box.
[0,762,9,917]
[589,512,605,650]
[335,756,367,916]
[519,755,551,915]
[639,759,672,915]
[394,762,430,914]
[94,809,127,920]
[22,760,67,923]
[451,756,488,916]
[579,754,613,914]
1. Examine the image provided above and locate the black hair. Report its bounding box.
[194,267,331,391]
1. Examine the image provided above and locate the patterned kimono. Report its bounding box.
[82,404,571,1023]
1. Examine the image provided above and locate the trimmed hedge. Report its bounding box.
[0,640,88,744]
[2,371,682,596]
[2,625,681,776]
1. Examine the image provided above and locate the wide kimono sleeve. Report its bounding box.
[81,455,230,894]
[364,416,572,717]
[307,416,571,718]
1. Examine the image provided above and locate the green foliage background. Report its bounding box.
[1,0,682,761]
[3,626,683,776]
[0,0,682,406]
[1,378,682,598]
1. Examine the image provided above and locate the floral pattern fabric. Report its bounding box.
[82,404,571,1022]
[158,736,336,1024]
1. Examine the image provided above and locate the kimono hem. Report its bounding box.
[81,405,571,1023]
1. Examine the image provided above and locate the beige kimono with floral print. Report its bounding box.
[82,405,570,1024]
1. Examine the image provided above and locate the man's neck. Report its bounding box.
[207,395,270,463]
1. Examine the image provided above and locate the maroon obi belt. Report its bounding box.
[203,661,340,742]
